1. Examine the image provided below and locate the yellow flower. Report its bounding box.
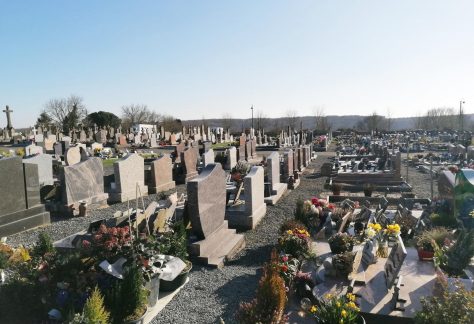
[341,309,347,318]
[386,224,401,236]
[346,293,356,302]
[310,305,317,313]
[286,230,293,235]
[339,320,344,324]
[336,301,341,307]
[368,223,382,232]
[347,301,360,311]
[324,293,333,299]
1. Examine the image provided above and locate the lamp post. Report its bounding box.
[460,100,465,133]
[251,105,254,139]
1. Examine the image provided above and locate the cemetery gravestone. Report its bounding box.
[0,157,50,237]
[202,148,215,166]
[226,166,267,229]
[150,155,176,193]
[283,149,294,182]
[109,154,148,203]
[243,166,266,228]
[65,146,81,166]
[188,163,245,267]
[61,157,108,208]
[22,154,54,186]
[181,148,198,182]
[225,147,237,170]
[264,152,287,205]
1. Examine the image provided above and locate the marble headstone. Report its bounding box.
[150,155,176,193]
[22,154,54,186]
[61,157,108,207]
[187,163,245,267]
[109,153,148,203]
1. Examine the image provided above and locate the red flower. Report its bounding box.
[311,197,318,205]
[280,265,288,272]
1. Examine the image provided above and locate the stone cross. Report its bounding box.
[3,105,13,129]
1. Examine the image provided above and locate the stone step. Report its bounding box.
[0,210,50,237]
[192,225,238,257]
[0,205,46,226]
[200,233,245,268]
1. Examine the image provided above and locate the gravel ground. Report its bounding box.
[5,147,435,324]
[152,153,331,324]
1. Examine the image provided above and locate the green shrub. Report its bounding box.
[82,286,110,324]
[33,232,55,256]
[415,279,474,324]
[430,212,457,227]
[236,250,287,323]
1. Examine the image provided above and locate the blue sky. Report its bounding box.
[1,0,473,127]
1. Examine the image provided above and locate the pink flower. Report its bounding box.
[282,255,289,262]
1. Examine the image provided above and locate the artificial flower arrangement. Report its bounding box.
[276,254,300,287]
[328,233,356,255]
[310,292,361,324]
[278,227,311,258]
[366,222,400,258]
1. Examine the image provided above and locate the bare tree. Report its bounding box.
[255,110,268,131]
[313,106,331,131]
[356,111,385,132]
[160,115,182,133]
[221,113,234,131]
[285,109,299,129]
[121,104,150,127]
[44,94,87,128]
[417,107,457,130]
[386,108,392,131]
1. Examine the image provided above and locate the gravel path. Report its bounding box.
[6,148,434,324]
[152,152,332,324]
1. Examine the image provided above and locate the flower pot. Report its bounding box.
[329,243,353,255]
[160,262,192,292]
[417,248,434,261]
[145,275,160,307]
[126,306,147,324]
[376,241,389,258]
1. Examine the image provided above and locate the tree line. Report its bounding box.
[36,94,182,135]
[35,95,471,134]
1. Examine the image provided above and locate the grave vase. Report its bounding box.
[376,241,389,258]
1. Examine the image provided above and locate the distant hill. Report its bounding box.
[184,113,474,132]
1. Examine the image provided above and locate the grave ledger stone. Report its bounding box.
[187,163,245,268]
[0,157,50,237]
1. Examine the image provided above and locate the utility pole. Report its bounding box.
[430,155,434,200]
[406,136,410,183]
[251,105,254,139]
[460,100,465,132]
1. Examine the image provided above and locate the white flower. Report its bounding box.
[365,227,376,239]
[311,205,319,215]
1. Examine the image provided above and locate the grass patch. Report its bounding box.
[211,143,234,149]
[102,158,119,167]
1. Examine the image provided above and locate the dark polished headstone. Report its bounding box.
[0,157,27,215]
[23,163,41,208]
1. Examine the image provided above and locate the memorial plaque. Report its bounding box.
[384,235,407,289]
